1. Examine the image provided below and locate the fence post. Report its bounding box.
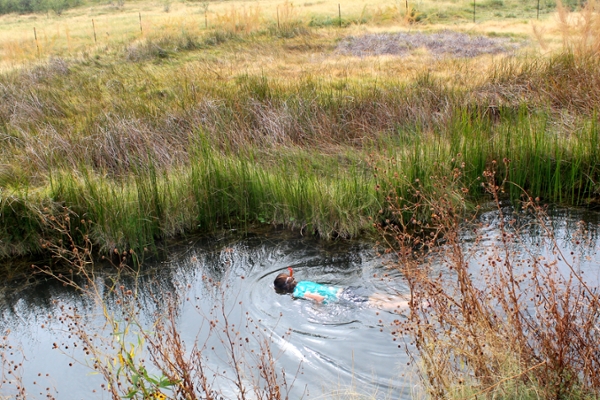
[277,6,280,30]
[34,27,40,58]
[92,19,97,43]
[338,3,341,27]
[473,0,476,23]
[537,0,540,19]
[139,12,143,35]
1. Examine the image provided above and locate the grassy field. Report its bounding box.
[1,0,599,262]
[0,0,573,68]
[1,2,600,398]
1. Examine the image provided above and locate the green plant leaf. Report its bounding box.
[123,388,138,399]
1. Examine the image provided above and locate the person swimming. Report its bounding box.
[273,267,410,311]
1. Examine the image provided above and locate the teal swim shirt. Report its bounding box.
[293,281,341,304]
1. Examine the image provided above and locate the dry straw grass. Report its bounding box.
[377,160,600,398]
[556,0,600,55]
[0,0,565,69]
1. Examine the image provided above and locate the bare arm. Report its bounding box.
[303,292,326,303]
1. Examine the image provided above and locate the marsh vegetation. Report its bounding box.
[1,0,600,397]
[1,0,600,262]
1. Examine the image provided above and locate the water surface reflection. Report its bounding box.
[0,208,599,399]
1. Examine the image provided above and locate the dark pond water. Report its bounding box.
[0,208,599,399]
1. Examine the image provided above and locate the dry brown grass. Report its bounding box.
[0,0,562,72]
[28,210,298,399]
[377,160,600,398]
[556,0,600,55]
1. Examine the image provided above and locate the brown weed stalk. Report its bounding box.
[33,208,296,399]
[379,158,600,398]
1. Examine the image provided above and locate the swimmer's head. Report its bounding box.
[274,267,296,293]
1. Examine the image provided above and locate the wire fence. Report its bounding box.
[0,0,587,64]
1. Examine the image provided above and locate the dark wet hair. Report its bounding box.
[274,273,296,294]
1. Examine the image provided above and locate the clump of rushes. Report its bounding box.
[39,146,380,258]
[2,103,599,261]
[379,160,600,399]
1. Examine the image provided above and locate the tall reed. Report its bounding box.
[2,102,599,261]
